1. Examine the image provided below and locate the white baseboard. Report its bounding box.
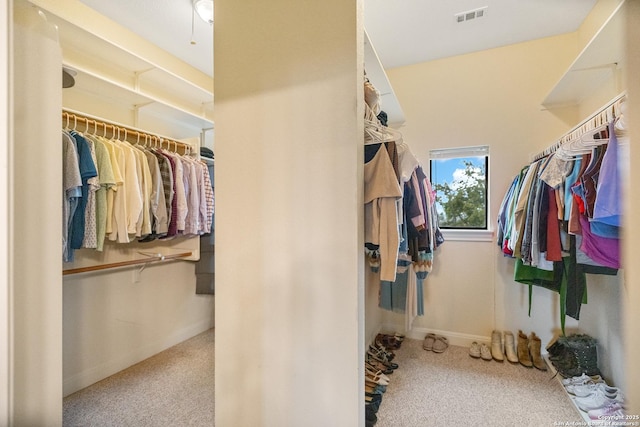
[380,322,491,349]
[63,319,214,397]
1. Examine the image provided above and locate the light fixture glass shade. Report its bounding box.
[194,0,214,25]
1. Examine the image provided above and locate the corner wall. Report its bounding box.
[624,0,640,415]
[11,2,63,423]
[1,0,9,423]
[214,0,364,426]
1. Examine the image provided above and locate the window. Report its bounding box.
[429,146,489,230]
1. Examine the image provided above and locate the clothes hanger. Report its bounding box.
[364,122,403,145]
[579,124,609,147]
[363,102,403,145]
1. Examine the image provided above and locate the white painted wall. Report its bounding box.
[623,0,640,415]
[1,0,9,423]
[63,259,214,396]
[214,0,364,425]
[12,2,63,424]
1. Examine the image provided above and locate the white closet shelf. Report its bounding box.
[65,63,213,130]
[34,1,214,132]
[542,2,625,109]
[364,30,406,127]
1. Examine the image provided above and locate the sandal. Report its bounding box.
[432,335,449,353]
[423,333,436,351]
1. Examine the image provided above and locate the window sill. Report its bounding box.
[440,229,495,242]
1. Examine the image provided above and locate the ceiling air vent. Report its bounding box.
[455,6,488,23]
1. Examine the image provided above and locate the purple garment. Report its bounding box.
[578,214,620,269]
[593,121,621,226]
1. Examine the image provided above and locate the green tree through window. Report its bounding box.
[430,153,488,229]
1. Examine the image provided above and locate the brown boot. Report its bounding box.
[529,332,547,371]
[517,330,533,368]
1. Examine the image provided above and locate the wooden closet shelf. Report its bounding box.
[63,251,193,275]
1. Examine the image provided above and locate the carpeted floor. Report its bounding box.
[64,330,584,426]
[374,338,585,427]
[63,328,215,427]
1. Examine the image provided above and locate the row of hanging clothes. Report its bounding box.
[63,111,215,263]
[363,76,444,331]
[497,94,626,332]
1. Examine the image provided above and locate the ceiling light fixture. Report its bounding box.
[194,0,214,25]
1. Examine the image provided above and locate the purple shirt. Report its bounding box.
[593,121,621,227]
[579,214,620,269]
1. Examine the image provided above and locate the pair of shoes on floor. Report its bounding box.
[586,401,625,421]
[568,382,620,399]
[423,333,448,353]
[365,404,378,427]
[469,330,519,363]
[368,346,398,370]
[370,342,395,361]
[375,333,403,350]
[517,330,547,371]
[469,341,492,361]
[488,330,518,363]
[365,368,389,386]
[561,373,604,387]
[563,375,609,397]
[575,386,624,412]
[365,394,382,418]
[366,355,394,375]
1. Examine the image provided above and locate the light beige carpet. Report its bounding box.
[63,328,215,427]
[64,330,585,426]
[374,338,585,427]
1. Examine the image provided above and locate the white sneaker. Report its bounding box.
[562,373,604,387]
[575,388,624,412]
[587,402,625,420]
[567,382,619,398]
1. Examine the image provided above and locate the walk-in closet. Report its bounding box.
[3,0,640,426]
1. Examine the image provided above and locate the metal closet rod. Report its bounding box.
[533,92,626,161]
[62,109,193,154]
[62,251,193,275]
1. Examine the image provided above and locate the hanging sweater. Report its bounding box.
[364,145,403,282]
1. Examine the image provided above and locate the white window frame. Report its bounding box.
[429,145,493,242]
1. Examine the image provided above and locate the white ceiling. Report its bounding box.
[364,0,598,69]
[78,0,598,77]
[78,0,214,77]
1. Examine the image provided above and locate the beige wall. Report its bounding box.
[624,0,640,416]
[11,2,63,423]
[0,0,8,423]
[214,0,364,425]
